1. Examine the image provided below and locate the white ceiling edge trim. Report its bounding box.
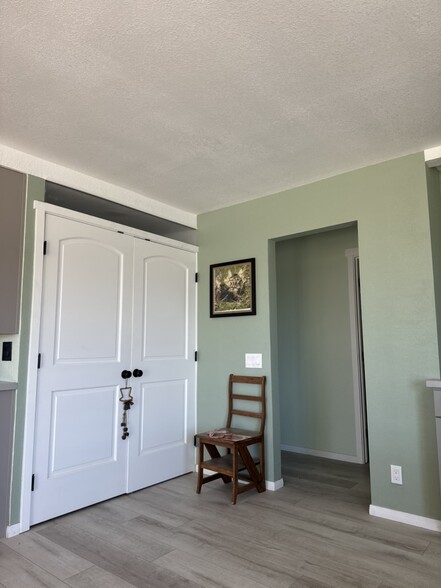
[0,144,197,229]
[425,146,441,169]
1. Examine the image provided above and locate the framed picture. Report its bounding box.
[210,258,256,317]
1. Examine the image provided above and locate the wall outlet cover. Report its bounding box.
[391,464,403,485]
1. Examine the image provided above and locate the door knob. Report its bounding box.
[133,369,143,377]
[121,370,132,379]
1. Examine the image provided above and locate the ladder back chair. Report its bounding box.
[196,374,266,504]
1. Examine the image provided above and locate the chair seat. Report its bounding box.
[197,427,262,448]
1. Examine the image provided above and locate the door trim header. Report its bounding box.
[34,202,198,253]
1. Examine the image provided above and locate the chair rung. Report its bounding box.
[230,375,265,385]
[201,454,260,477]
[231,409,262,419]
[231,394,261,402]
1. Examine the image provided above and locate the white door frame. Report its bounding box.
[345,247,368,464]
[20,202,198,533]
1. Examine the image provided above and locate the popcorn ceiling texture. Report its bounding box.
[1,1,440,214]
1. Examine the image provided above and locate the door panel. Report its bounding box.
[140,379,187,452]
[50,386,118,473]
[143,257,188,359]
[129,239,196,492]
[55,239,124,362]
[31,216,133,525]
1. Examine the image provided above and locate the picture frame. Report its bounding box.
[210,258,256,317]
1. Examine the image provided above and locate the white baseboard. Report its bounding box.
[266,478,284,491]
[281,444,362,464]
[6,523,22,538]
[369,505,441,532]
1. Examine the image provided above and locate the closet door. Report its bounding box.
[31,215,133,525]
[31,213,197,525]
[128,238,196,491]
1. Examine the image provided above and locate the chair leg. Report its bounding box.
[232,447,238,505]
[260,441,265,490]
[196,441,204,494]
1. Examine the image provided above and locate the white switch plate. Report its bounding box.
[245,353,262,368]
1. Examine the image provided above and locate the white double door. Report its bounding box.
[31,213,196,525]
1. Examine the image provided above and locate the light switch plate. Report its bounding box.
[245,353,262,368]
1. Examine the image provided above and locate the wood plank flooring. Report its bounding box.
[2,452,441,587]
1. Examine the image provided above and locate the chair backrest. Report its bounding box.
[226,374,266,434]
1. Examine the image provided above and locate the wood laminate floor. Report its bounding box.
[1,452,441,587]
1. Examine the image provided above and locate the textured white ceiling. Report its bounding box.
[1,1,440,215]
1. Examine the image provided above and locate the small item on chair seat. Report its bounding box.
[208,430,233,440]
[195,374,266,504]
[208,429,249,441]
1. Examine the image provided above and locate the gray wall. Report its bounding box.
[276,226,359,458]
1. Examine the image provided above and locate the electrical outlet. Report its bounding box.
[391,464,402,485]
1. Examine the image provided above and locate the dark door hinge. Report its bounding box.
[37,353,41,369]
[43,241,47,255]
[31,474,35,492]
[195,273,198,283]
[194,351,198,362]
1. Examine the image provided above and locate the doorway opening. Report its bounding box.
[274,224,369,476]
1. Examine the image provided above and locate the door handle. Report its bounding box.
[121,370,132,379]
[133,369,143,378]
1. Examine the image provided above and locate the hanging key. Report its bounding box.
[120,403,128,439]
[121,410,128,439]
[119,386,134,440]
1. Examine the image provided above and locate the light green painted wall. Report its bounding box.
[10,176,45,524]
[198,153,441,519]
[276,226,358,456]
[427,168,441,370]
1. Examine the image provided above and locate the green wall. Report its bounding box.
[197,153,441,519]
[427,168,441,370]
[276,226,359,457]
[10,176,45,524]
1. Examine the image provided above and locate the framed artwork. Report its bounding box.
[210,258,256,317]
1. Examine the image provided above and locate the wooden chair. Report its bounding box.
[196,374,266,504]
